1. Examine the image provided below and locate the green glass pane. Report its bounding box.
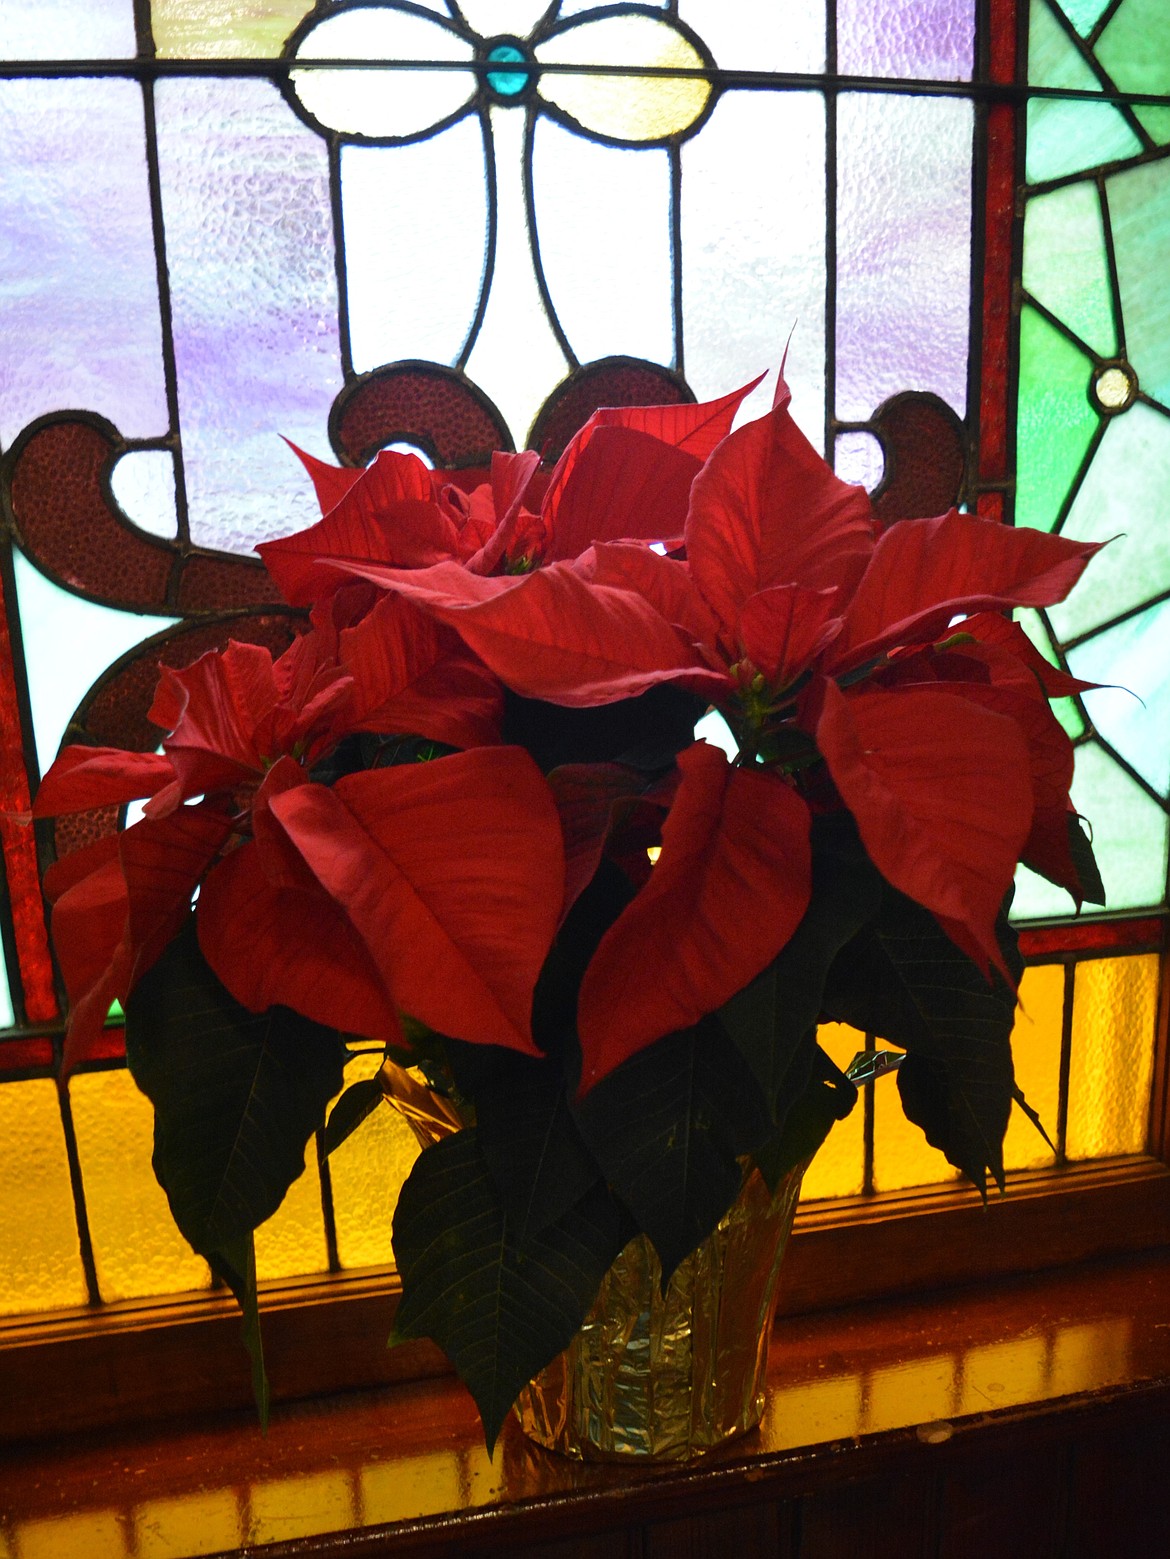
[1016,610,1087,738]
[1109,154,1170,406]
[1068,601,1170,794]
[151,0,315,57]
[1069,742,1168,909]
[1057,0,1114,35]
[1016,306,1099,533]
[1023,181,1116,356]
[1097,0,1170,145]
[0,948,13,1029]
[1048,403,1170,640]
[1026,0,1143,182]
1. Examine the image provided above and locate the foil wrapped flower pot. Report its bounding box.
[515,1163,805,1462]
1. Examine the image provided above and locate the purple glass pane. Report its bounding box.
[835,92,972,423]
[837,0,976,81]
[154,77,343,555]
[0,79,166,450]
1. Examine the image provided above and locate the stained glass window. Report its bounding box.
[0,0,1166,1326]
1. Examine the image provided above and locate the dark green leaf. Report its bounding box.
[572,1015,771,1283]
[1068,813,1106,906]
[321,1076,384,1161]
[1011,1081,1056,1152]
[501,685,705,772]
[391,1128,631,1453]
[208,1232,269,1430]
[754,1043,858,1192]
[125,916,348,1254]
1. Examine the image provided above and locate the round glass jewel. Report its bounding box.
[1093,364,1137,413]
[486,42,530,99]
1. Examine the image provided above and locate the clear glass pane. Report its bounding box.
[677,0,826,73]
[1066,953,1158,1158]
[151,0,315,58]
[154,75,343,553]
[837,0,976,80]
[1023,180,1117,358]
[70,1068,211,1301]
[1026,0,1143,183]
[0,78,166,449]
[1096,0,1170,145]
[681,89,826,438]
[835,93,972,421]
[1109,152,1170,410]
[1069,602,1170,796]
[0,0,135,59]
[532,119,673,369]
[537,16,711,144]
[0,1079,87,1314]
[328,1052,420,1272]
[1014,306,1099,535]
[800,1023,865,1201]
[1003,964,1062,1171]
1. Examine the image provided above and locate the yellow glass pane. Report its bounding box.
[872,1050,962,1194]
[537,17,711,143]
[361,1452,463,1528]
[959,1334,1047,1414]
[15,1511,128,1559]
[254,1142,328,1283]
[249,1471,354,1544]
[1066,954,1159,1159]
[1003,963,1063,1171]
[135,1491,240,1559]
[1049,1316,1131,1396]
[0,1080,87,1315]
[800,1023,865,1200]
[762,1371,863,1450]
[70,1069,210,1301]
[151,0,315,58]
[866,1354,957,1433]
[329,1052,420,1272]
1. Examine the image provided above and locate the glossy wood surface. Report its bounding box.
[2,1250,1167,1558]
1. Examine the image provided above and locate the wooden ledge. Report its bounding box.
[1,1248,1168,1558]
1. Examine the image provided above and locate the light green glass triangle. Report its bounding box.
[1108,154,1170,406]
[1048,404,1170,640]
[1057,0,1114,35]
[1097,0,1170,145]
[1023,181,1116,356]
[1016,609,1087,738]
[1068,601,1170,794]
[1016,306,1099,533]
[1027,0,1143,181]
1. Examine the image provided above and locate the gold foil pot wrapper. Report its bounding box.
[378,1058,464,1150]
[516,1163,805,1461]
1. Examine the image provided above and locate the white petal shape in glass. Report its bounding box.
[681,89,826,439]
[342,118,488,372]
[537,13,711,144]
[109,450,180,541]
[458,0,547,35]
[291,5,475,141]
[530,116,672,368]
[677,0,825,73]
[834,431,886,491]
[1069,602,1170,796]
[463,107,569,446]
[1023,179,1116,359]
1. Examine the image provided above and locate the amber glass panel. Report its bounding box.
[328,1051,420,1272]
[1066,953,1159,1159]
[872,1062,962,1192]
[70,1068,209,1301]
[134,1491,240,1559]
[14,1510,129,1559]
[1002,964,1063,1172]
[0,1079,87,1315]
[151,0,315,57]
[254,1145,329,1283]
[800,1023,866,1201]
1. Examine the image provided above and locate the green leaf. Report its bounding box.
[754,1042,858,1192]
[572,1015,771,1283]
[208,1233,269,1430]
[1069,812,1106,906]
[321,1076,385,1161]
[124,916,348,1255]
[391,1128,631,1453]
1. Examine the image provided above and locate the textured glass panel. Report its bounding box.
[0,0,135,58]
[109,450,180,541]
[1096,0,1170,144]
[532,119,672,369]
[1066,953,1158,1158]
[254,1148,328,1282]
[1069,603,1170,795]
[291,9,475,140]
[329,1052,420,1271]
[1048,405,1170,640]
[1014,307,1099,534]
[1026,0,1143,182]
[0,1079,86,1315]
[1002,964,1063,1171]
[538,16,710,143]
[836,93,972,421]
[837,0,975,80]
[250,1472,353,1544]
[1023,182,1116,357]
[464,107,570,445]
[361,1455,464,1528]
[872,1062,962,1192]
[152,0,315,57]
[134,1492,240,1559]
[71,1068,211,1301]
[0,79,166,449]
[677,0,825,73]
[12,549,177,774]
[1060,0,1114,34]
[800,1024,865,1201]
[681,90,825,437]
[342,121,488,374]
[1109,153,1170,409]
[154,76,344,553]
[834,431,885,490]
[459,0,546,32]
[14,1511,129,1559]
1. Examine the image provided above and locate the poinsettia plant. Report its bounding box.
[33,373,1104,1448]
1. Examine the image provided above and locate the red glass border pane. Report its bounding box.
[1019,917,1165,958]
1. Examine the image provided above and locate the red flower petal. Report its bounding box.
[575,542,723,649]
[543,427,702,562]
[738,584,843,686]
[32,746,175,817]
[548,762,676,922]
[959,612,1099,699]
[577,742,812,1090]
[50,853,131,1077]
[121,806,232,986]
[284,439,365,515]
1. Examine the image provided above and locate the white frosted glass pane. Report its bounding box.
[0,79,167,449]
[836,93,972,421]
[13,549,177,774]
[835,430,885,489]
[1069,604,1170,795]
[0,0,135,58]
[109,451,179,541]
[459,0,546,33]
[681,91,826,442]
[155,77,344,554]
[531,119,672,369]
[558,0,667,10]
[838,0,975,80]
[1048,405,1170,642]
[464,108,569,447]
[1023,179,1116,357]
[677,0,825,73]
[342,122,488,373]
